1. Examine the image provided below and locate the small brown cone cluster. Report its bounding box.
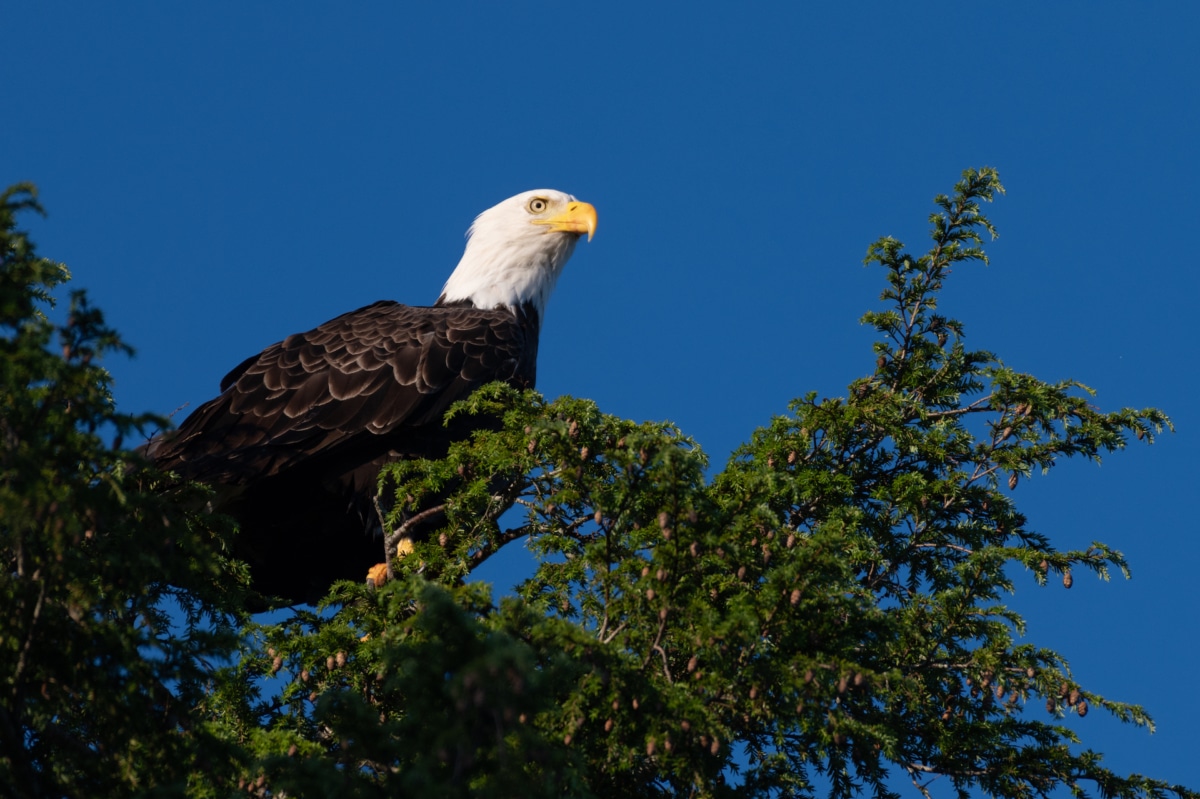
[1047,683,1089,717]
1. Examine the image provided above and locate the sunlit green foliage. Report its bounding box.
[2,173,1192,798]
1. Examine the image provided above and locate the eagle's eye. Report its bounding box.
[526,197,549,214]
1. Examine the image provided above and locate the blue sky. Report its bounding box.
[6,3,1199,789]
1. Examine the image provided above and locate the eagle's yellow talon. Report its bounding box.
[366,563,389,588]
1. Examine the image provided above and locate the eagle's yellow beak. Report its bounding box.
[533,201,597,241]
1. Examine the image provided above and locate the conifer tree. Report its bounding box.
[209,169,1187,798]
[0,185,244,797]
[2,172,1193,798]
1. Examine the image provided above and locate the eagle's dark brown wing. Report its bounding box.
[152,300,538,484]
[148,299,539,606]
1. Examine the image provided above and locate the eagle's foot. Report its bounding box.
[366,562,389,588]
[364,538,416,589]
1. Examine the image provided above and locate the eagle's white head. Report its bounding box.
[437,189,597,321]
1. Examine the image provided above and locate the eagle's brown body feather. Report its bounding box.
[149,299,539,604]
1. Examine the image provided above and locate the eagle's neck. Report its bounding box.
[436,296,541,330]
[436,230,578,321]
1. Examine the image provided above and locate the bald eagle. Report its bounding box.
[148,190,596,605]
